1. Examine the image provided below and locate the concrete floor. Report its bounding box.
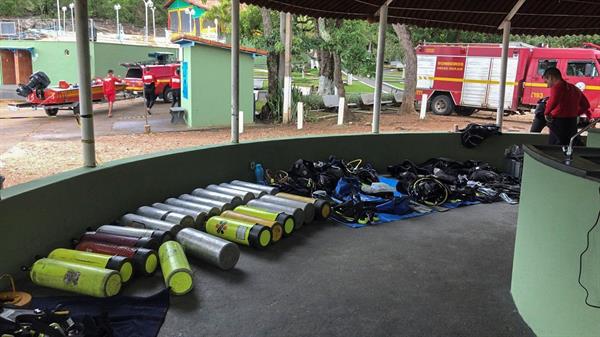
[143,203,532,337]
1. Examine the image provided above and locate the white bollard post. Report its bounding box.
[348,73,353,85]
[297,102,304,129]
[337,97,345,125]
[419,94,428,120]
[239,111,244,134]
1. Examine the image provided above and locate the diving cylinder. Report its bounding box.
[76,241,158,276]
[136,206,195,228]
[276,192,332,219]
[204,216,271,249]
[234,205,295,236]
[96,225,171,243]
[158,241,193,295]
[205,185,255,203]
[48,248,134,283]
[176,228,240,270]
[120,214,183,235]
[219,183,267,198]
[246,199,305,229]
[78,231,159,250]
[152,202,213,226]
[164,198,224,215]
[179,194,234,212]
[189,189,242,207]
[30,258,121,298]
[259,195,316,224]
[221,210,283,242]
[230,180,279,195]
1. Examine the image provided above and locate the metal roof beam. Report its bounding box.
[498,0,526,28]
[375,0,393,16]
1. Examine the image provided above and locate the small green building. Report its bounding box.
[175,35,263,128]
[0,40,178,85]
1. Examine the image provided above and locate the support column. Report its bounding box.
[231,0,240,143]
[372,4,388,134]
[278,12,285,85]
[282,12,292,124]
[75,0,96,167]
[496,20,511,129]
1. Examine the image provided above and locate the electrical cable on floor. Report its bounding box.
[577,186,600,308]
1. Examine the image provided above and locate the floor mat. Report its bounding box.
[336,176,479,228]
[29,288,170,337]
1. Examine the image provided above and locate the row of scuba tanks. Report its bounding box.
[29,180,331,298]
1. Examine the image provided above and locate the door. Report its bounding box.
[416,54,436,89]
[1,50,16,85]
[14,50,32,85]
[461,56,492,107]
[486,56,519,110]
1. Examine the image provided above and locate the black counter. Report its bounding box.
[524,145,600,182]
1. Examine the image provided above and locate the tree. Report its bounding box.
[203,0,231,35]
[393,24,417,115]
[258,7,279,104]
[317,18,335,95]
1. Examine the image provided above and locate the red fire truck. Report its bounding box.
[416,43,600,119]
[121,52,180,103]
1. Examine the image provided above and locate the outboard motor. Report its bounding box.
[16,71,51,98]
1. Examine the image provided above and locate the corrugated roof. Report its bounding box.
[241,0,600,36]
[171,33,268,55]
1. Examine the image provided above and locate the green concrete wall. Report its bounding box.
[0,40,177,84]
[588,129,600,148]
[92,42,178,79]
[512,153,600,337]
[0,132,546,276]
[0,40,78,84]
[181,44,254,128]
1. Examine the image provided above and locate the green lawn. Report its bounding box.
[345,82,374,93]
[255,68,378,93]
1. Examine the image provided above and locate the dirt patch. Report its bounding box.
[0,110,536,187]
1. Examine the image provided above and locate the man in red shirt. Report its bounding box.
[170,68,181,108]
[543,67,591,145]
[142,69,157,115]
[102,69,120,118]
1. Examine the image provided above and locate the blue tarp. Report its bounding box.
[335,176,479,229]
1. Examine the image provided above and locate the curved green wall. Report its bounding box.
[588,129,600,148]
[0,133,546,276]
[512,152,600,336]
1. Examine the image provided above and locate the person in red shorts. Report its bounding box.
[102,69,120,118]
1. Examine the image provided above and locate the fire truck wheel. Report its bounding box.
[162,86,172,103]
[430,95,454,116]
[455,107,476,116]
[45,108,59,117]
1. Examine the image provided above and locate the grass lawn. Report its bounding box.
[255,68,378,93]
[345,82,374,93]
